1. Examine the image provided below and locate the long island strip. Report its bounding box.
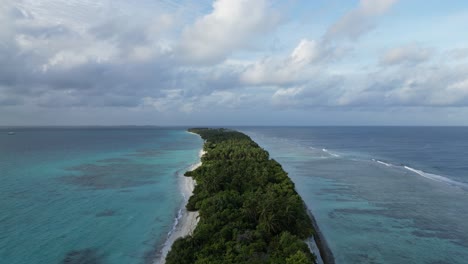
[166,128,332,264]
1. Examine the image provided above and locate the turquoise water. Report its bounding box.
[0,127,202,264]
[241,127,468,264]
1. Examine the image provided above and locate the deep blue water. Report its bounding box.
[240,127,468,264]
[0,127,202,264]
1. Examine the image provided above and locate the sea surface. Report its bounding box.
[0,127,202,264]
[240,127,468,264]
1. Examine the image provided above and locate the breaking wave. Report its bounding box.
[322,148,340,158]
[403,166,468,189]
[370,159,467,189]
[371,159,392,167]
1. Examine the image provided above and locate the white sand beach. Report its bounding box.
[155,148,205,264]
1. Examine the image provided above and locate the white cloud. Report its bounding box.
[178,0,280,64]
[325,0,399,41]
[272,87,304,107]
[241,0,400,87]
[142,89,186,112]
[383,78,425,105]
[142,89,252,113]
[199,90,247,108]
[0,2,14,41]
[448,48,468,61]
[429,78,468,106]
[380,44,432,66]
[333,63,468,108]
[290,39,321,64]
[43,42,119,70]
[359,0,399,15]
[241,39,323,85]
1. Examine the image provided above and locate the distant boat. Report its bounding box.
[8,132,15,135]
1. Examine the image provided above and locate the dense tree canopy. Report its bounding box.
[166,128,316,264]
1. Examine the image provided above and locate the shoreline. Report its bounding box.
[154,147,205,264]
[307,210,335,264]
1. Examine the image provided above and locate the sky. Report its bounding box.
[1,0,468,126]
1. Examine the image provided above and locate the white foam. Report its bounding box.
[322,148,340,158]
[404,166,468,188]
[372,159,392,167]
[155,148,204,264]
[166,209,183,238]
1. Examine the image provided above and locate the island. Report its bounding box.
[166,128,331,264]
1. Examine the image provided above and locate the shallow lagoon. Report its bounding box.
[0,127,202,264]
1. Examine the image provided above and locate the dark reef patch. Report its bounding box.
[127,149,164,157]
[332,207,468,248]
[96,158,130,163]
[96,210,117,217]
[62,248,103,264]
[133,192,166,202]
[350,253,379,264]
[332,208,387,216]
[61,162,160,189]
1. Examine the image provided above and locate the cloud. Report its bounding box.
[447,48,468,61]
[0,0,283,113]
[334,62,468,108]
[178,0,280,64]
[241,39,325,85]
[271,87,304,107]
[1,0,403,113]
[261,58,468,110]
[0,1,184,109]
[1,0,468,126]
[428,78,468,106]
[142,88,255,113]
[380,44,433,66]
[325,0,399,41]
[269,76,345,109]
[241,0,400,87]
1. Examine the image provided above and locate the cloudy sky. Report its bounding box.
[1,0,468,126]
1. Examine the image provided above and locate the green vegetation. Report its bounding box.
[166,128,316,264]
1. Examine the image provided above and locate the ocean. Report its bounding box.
[0,127,202,264]
[2,126,468,264]
[240,127,468,264]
